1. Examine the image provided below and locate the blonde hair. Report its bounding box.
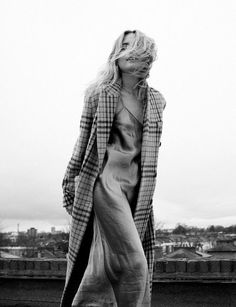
[85,30,157,99]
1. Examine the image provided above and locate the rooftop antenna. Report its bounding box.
[17,223,19,234]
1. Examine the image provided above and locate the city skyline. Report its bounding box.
[2,216,236,233]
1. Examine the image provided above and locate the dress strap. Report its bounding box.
[116,95,143,125]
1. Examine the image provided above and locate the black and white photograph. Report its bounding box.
[0,1,236,306]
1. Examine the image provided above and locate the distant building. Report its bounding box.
[155,235,175,257]
[0,246,38,258]
[0,250,21,259]
[162,247,211,260]
[7,231,19,243]
[50,227,62,234]
[206,238,236,259]
[27,227,37,237]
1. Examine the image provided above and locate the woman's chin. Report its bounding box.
[132,70,149,79]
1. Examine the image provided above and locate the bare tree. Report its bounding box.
[155,221,165,230]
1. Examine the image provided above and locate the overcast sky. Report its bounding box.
[1,0,236,232]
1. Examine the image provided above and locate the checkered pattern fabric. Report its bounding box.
[60,80,166,306]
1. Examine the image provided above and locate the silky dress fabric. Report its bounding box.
[72,94,150,307]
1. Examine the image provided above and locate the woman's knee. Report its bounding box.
[131,253,148,274]
[105,250,148,282]
[119,251,148,278]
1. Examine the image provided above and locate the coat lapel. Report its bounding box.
[140,87,150,171]
[141,87,163,170]
[97,81,162,173]
[97,80,121,172]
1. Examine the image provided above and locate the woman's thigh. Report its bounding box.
[93,176,144,255]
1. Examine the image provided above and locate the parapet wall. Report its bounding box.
[0,258,66,279]
[1,258,236,281]
[154,259,236,282]
[0,259,236,306]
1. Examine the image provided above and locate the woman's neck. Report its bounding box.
[121,73,140,95]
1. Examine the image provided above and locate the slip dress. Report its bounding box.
[72,92,151,307]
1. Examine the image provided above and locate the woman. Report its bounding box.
[61,30,166,306]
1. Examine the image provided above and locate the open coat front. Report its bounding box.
[60,80,166,306]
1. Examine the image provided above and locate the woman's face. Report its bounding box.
[117,33,150,78]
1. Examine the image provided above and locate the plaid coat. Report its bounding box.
[60,80,166,306]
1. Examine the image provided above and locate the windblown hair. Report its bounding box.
[85,30,157,99]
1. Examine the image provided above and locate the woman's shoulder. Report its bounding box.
[84,88,100,107]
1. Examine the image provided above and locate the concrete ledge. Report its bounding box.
[154,259,236,282]
[0,258,66,279]
[0,258,236,282]
[0,259,236,306]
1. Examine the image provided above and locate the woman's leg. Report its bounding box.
[93,177,150,306]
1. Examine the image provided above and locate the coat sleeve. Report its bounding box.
[62,94,94,215]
